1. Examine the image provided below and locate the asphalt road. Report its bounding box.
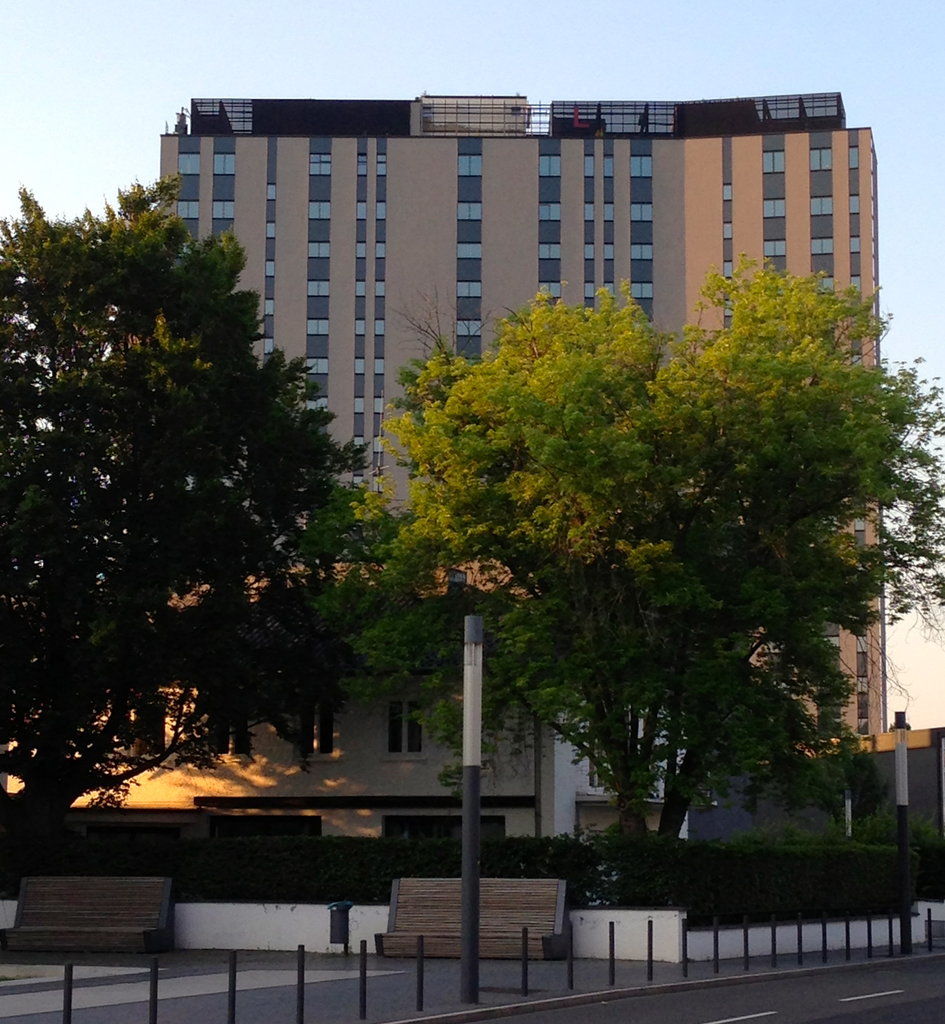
[459,958,945,1024]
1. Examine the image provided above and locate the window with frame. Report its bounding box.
[308,201,331,219]
[213,153,235,175]
[630,243,653,260]
[212,200,234,219]
[762,150,785,173]
[631,281,653,299]
[307,280,329,296]
[177,200,199,219]
[457,154,482,176]
[763,199,786,217]
[630,154,653,177]
[809,148,832,171]
[849,195,860,214]
[850,236,861,252]
[849,147,859,169]
[306,319,329,335]
[306,356,329,374]
[309,153,331,175]
[539,282,562,297]
[538,203,561,220]
[457,202,482,220]
[178,153,200,174]
[538,243,561,259]
[456,281,482,297]
[811,237,834,254]
[810,197,833,215]
[308,241,330,258]
[763,239,786,257]
[630,203,653,221]
[456,243,481,259]
[538,154,561,176]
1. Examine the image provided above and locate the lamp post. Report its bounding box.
[460,615,483,1003]
[894,710,912,954]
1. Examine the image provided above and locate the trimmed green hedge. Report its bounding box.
[0,833,906,919]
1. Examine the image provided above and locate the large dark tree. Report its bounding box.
[0,181,359,839]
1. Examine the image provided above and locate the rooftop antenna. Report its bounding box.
[175,108,188,135]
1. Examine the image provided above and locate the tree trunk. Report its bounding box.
[616,795,650,836]
[0,784,79,843]
[658,783,691,837]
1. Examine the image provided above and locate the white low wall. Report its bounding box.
[570,908,683,962]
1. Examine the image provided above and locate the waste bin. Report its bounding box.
[328,900,354,948]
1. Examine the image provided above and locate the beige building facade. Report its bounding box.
[94,92,883,840]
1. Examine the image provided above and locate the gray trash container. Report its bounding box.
[328,900,354,947]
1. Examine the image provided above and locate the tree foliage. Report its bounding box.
[359,270,945,836]
[0,181,358,838]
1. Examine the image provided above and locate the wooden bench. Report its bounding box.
[376,877,568,959]
[1,876,174,953]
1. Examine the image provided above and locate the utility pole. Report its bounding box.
[460,615,483,1002]
[894,710,912,954]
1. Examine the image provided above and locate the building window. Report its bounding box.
[722,223,733,239]
[308,241,330,258]
[309,153,331,175]
[603,203,614,221]
[354,358,365,374]
[177,200,199,219]
[376,201,386,219]
[267,183,276,200]
[264,299,274,315]
[538,244,561,259]
[630,155,653,177]
[178,153,200,174]
[308,201,331,219]
[538,154,561,176]
[723,260,733,277]
[357,153,367,176]
[849,147,859,169]
[263,337,274,354]
[539,282,562,297]
[458,154,482,176]
[374,319,385,335]
[355,319,365,335]
[763,199,786,217]
[538,203,561,220]
[388,701,422,753]
[763,239,786,257]
[457,319,481,336]
[584,155,595,176]
[810,148,832,171]
[849,195,860,214]
[630,203,653,221]
[811,237,834,254]
[810,197,833,215]
[212,201,234,219]
[375,281,385,296]
[265,260,275,277]
[374,358,385,374]
[375,242,386,257]
[307,357,329,374]
[763,150,785,173]
[584,282,596,299]
[213,153,235,175]
[457,202,482,220]
[457,281,482,297]
[630,243,653,260]
[307,280,329,296]
[851,275,861,290]
[850,236,861,253]
[266,221,276,238]
[631,282,654,299]
[456,243,482,258]
[376,153,387,175]
[722,183,733,200]
[306,319,329,335]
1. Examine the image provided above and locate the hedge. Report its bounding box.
[0,833,908,919]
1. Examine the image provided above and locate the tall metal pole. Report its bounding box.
[894,710,912,953]
[460,615,483,1003]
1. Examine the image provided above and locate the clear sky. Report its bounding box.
[4,0,944,728]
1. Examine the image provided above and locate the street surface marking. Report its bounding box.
[701,1014,778,1024]
[838,989,904,1002]
[0,969,400,1019]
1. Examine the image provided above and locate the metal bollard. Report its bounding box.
[821,911,828,963]
[521,926,529,996]
[227,950,237,1024]
[416,935,424,1012]
[567,922,574,990]
[646,918,653,982]
[296,944,305,1024]
[770,914,777,968]
[681,918,689,979]
[928,908,934,952]
[844,913,851,961]
[867,912,873,959]
[796,913,803,966]
[608,920,616,987]
[712,915,720,975]
[359,940,367,1020]
[149,957,159,1024]
[888,910,894,958]
[62,963,73,1024]
[742,914,750,972]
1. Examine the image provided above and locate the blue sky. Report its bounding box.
[4,0,944,727]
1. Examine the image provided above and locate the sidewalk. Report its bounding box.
[1,943,943,1024]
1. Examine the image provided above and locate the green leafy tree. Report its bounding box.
[0,182,359,839]
[365,270,945,836]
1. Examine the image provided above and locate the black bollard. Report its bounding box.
[770,914,777,969]
[296,944,305,1024]
[712,915,720,975]
[888,910,895,958]
[821,911,828,964]
[608,920,616,987]
[844,913,851,961]
[867,912,873,959]
[928,907,934,953]
[227,951,237,1024]
[149,957,159,1024]
[359,940,367,1020]
[62,963,73,1024]
[416,935,424,1012]
[743,914,750,972]
[796,913,803,966]
[646,918,653,982]
[681,918,689,979]
[521,926,529,996]
[567,922,574,990]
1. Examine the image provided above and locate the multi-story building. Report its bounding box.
[78,92,881,841]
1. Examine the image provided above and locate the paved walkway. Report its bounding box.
[1,944,943,1023]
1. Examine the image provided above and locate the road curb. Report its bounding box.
[387,950,945,1024]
